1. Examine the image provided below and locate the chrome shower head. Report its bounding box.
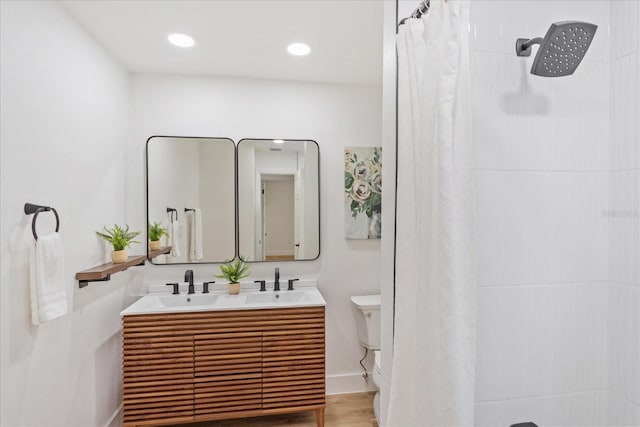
[516,21,597,77]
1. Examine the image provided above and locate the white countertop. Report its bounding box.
[121,284,325,316]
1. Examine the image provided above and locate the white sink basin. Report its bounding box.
[121,287,325,316]
[245,291,307,304]
[158,294,218,307]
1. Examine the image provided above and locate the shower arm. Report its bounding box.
[516,37,544,57]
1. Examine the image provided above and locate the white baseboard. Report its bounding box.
[326,373,378,395]
[104,403,123,427]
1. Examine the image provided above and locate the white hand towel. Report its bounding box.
[170,218,181,257]
[29,232,67,325]
[189,208,203,261]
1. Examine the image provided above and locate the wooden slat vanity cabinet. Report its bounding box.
[121,306,326,427]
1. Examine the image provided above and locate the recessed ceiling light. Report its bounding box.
[273,139,285,144]
[168,33,195,48]
[287,43,311,56]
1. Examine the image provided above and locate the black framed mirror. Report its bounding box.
[146,136,236,264]
[237,139,320,262]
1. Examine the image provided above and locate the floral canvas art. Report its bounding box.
[344,147,382,239]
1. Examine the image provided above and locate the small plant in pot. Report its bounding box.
[96,224,141,264]
[148,222,167,251]
[216,256,250,295]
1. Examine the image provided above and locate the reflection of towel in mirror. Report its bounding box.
[29,232,68,325]
[169,218,181,257]
[189,208,203,261]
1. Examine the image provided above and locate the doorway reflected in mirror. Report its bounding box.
[238,139,320,262]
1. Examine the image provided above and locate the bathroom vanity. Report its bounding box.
[120,288,326,427]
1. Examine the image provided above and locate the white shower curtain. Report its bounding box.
[387,1,476,426]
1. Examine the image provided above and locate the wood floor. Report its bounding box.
[177,392,378,427]
[264,255,295,261]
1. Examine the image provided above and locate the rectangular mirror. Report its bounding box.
[238,139,320,262]
[146,136,236,264]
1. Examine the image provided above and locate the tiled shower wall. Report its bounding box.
[607,1,640,425]
[470,1,619,425]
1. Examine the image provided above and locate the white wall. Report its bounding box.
[128,74,382,394]
[198,141,236,262]
[607,2,640,424]
[148,137,200,263]
[256,149,298,174]
[238,143,257,260]
[302,142,320,260]
[0,1,133,426]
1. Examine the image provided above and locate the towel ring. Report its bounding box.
[24,203,60,241]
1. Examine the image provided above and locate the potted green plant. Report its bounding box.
[148,222,167,251]
[216,256,250,295]
[96,224,141,264]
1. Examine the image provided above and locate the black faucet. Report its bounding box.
[184,270,195,294]
[203,281,214,294]
[254,280,266,292]
[274,267,280,291]
[166,283,179,295]
[287,278,299,291]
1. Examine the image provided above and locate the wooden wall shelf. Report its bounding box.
[76,246,170,289]
[149,245,171,258]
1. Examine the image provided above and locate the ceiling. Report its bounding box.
[60,0,383,86]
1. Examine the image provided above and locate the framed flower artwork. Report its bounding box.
[344,146,382,239]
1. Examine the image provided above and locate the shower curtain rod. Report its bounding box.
[399,0,430,25]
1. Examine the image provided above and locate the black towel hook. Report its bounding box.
[167,207,177,221]
[184,208,195,213]
[24,203,60,241]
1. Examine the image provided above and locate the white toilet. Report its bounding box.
[350,294,382,424]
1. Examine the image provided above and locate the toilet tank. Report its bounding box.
[350,294,381,350]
